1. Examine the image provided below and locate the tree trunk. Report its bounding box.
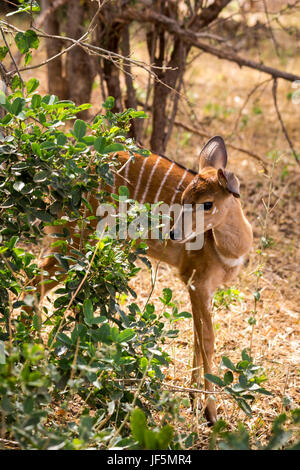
[120,24,143,142]
[65,0,96,118]
[41,0,66,99]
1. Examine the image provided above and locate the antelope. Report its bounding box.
[30,136,253,424]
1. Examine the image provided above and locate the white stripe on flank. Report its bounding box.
[170,169,188,205]
[133,157,148,200]
[154,162,175,203]
[124,156,131,180]
[141,156,161,203]
[112,173,116,195]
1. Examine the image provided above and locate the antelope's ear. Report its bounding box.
[217,168,240,198]
[199,136,227,171]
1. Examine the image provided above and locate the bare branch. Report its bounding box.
[272,78,300,166]
[0,26,24,89]
[119,7,300,83]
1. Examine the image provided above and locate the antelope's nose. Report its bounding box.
[169,229,175,240]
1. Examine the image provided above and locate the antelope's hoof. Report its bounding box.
[204,404,217,426]
[189,392,217,426]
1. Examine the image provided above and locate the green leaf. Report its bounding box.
[25,29,39,49]
[71,186,81,208]
[97,324,111,343]
[205,373,225,387]
[0,46,8,61]
[238,374,248,389]
[24,396,34,414]
[13,181,25,192]
[0,93,11,114]
[117,329,135,343]
[253,290,260,301]
[130,408,147,447]
[54,253,69,271]
[57,133,67,146]
[26,78,39,94]
[237,360,249,370]
[1,396,14,413]
[15,30,39,54]
[94,136,106,153]
[102,96,115,110]
[221,356,237,372]
[161,287,172,305]
[31,94,41,108]
[33,170,49,183]
[224,370,234,385]
[157,425,173,449]
[11,97,26,116]
[255,387,272,396]
[0,91,7,106]
[32,313,40,331]
[129,110,147,119]
[118,185,129,198]
[144,429,158,450]
[174,310,192,319]
[241,349,251,362]
[57,333,72,347]
[83,299,93,325]
[31,142,42,157]
[104,143,124,153]
[25,51,32,65]
[73,119,87,140]
[11,75,22,91]
[82,136,95,146]
[15,32,29,54]
[238,399,252,417]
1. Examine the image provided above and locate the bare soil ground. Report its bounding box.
[2,6,299,448]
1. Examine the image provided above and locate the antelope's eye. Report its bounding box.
[203,202,213,211]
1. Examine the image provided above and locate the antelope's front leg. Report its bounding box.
[188,281,217,424]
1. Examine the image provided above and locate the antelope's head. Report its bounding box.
[170,136,240,243]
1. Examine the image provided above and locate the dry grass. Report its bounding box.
[1,5,299,448]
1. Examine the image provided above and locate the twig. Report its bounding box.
[173,120,268,170]
[262,0,280,58]
[164,43,186,148]
[272,78,299,166]
[49,235,104,349]
[230,77,272,137]
[0,437,19,447]
[0,61,10,88]
[106,351,155,447]
[162,382,228,395]
[280,366,291,413]
[0,26,24,89]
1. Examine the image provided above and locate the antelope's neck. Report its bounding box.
[212,198,253,261]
